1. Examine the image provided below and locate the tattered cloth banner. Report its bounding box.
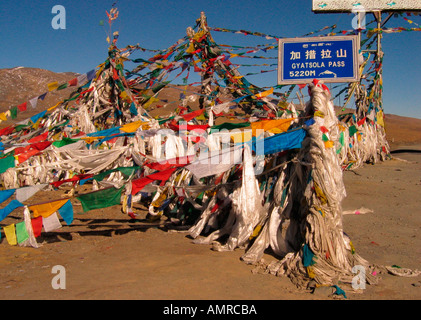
[186,145,243,179]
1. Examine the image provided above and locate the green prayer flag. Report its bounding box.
[158,116,175,125]
[0,155,15,174]
[76,187,124,213]
[152,81,171,94]
[10,107,18,120]
[16,221,29,244]
[337,131,345,154]
[15,124,31,132]
[57,83,68,90]
[52,137,79,148]
[210,122,251,134]
[349,125,358,137]
[93,167,138,182]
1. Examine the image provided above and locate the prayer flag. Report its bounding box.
[131,168,177,195]
[250,118,293,137]
[76,187,124,212]
[47,82,59,91]
[0,155,15,174]
[17,102,27,112]
[252,128,306,155]
[57,83,68,90]
[0,189,16,205]
[10,106,18,119]
[38,92,47,101]
[4,224,17,245]
[0,126,15,136]
[29,97,38,109]
[30,110,47,124]
[58,200,74,225]
[28,131,49,143]
[68,78,78,87]
[0,200,24,222]
[31,216,43,238]
[29,199,68,218]
[180,109,205,122]
[16,184,48,203]
[120,121,145,133]
[42,212,62,232]
[16,221,29,244]
[253,87,273,99]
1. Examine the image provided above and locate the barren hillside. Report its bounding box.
[1,67,420,149]
[0,67,78,124]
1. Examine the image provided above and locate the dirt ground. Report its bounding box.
[0,139,420,302]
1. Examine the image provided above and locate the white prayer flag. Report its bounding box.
[42,212,62,232]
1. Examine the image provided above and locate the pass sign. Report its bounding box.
[278,35,359,85]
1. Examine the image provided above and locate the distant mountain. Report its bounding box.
[0,67,79,124]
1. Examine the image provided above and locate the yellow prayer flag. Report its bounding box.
[314,111,325,118]
[143,97,160,109]
[47,82,59,92]
[324,140,334,148]
[4,224,17,246]
[186,43,196,54]
[250,118,293,137]
[0,113,7,121]
[81,136,103,144]
[29,199,68,218]
[120,91,130,101]
[48,102,62,112]
[376,111,385,127]
[253,87,274,99]
[120,121,145,133]
[230,129,252,143]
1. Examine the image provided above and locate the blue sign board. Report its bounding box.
[278,35,359,85]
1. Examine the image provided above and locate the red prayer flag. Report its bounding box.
[51,174,94,188]
[17,102,27,112]
[168,121,209,132]
[145,155,194,171]
[357,117,367,127]
[68,78,78,86]
[31,216,43,238]
[180,109,205,122]
[131,168,177,195]
[0,126,15,137]
[17,149,42,164]
[320,126,329,133]
[28,131,48,144]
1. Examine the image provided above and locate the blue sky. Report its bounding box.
[1,0,420,118]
